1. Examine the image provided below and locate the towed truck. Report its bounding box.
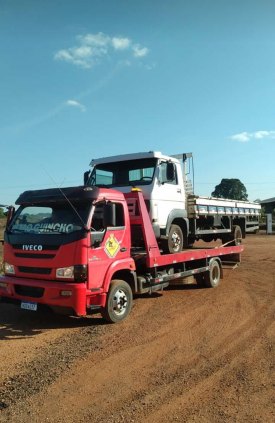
[0,185,243,322]
[84,152,261,253]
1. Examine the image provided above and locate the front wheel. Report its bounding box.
[102,280,133,323]
[164,224,184,254]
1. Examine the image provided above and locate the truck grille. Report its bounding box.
[15,253,55,259]
[14,285,44,298]
[18,266,51,275]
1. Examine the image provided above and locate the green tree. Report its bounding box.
[0,208,5,218]
[211,178,248,201]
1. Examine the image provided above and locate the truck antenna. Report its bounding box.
[42,168,89,231]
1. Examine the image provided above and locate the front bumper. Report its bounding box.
[0,275,89,316]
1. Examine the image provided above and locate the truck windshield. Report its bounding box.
[9,203,91,235]
[88,158,157,187]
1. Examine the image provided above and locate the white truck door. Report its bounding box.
[153,161,185,229]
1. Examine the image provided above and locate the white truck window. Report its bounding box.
[90,158,157,187]
[159,162,177,185]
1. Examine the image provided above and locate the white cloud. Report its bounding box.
[80,32,110,47]
[54,32,150,69]
[230,132,250,142]
[73,46,93,58]
[230,130,275,142]
[254,130,272,139]
[55,49,72,61]
[54,47,94,69]
[65,100,86,112]
[132,44,149,58]
[112,37,131,50]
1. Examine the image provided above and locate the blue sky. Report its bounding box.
[1,0,275,205]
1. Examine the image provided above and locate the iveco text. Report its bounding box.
[22,245,43,251]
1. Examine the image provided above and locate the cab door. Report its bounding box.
[154,161,185,228]
[87,201,129,290]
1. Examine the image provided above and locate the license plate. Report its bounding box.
[21,301,38,311]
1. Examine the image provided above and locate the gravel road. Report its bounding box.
[0,234,274,422]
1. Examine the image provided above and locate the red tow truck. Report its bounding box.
[0,186,243,322]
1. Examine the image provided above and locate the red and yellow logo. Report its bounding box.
[104,234,120,258]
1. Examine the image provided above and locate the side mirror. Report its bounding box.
[90,231,105,248]
[6,206,15,227]
[166,162,175,182]
[84,170,90,185]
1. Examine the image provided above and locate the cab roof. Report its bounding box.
[15,186,125,205]
[90,151,179,166]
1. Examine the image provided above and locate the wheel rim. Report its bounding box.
[235,231,242,245]
[233,226,242,246]
[171,231,181,252]
[212,265,220,285]
[210,263,221,287]
[112,289,128,316]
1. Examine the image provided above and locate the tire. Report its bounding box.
[102,280,133,323]
[164,224,184,254]
[229,225,242,246]
[204,259,221,288]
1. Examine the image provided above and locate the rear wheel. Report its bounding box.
[229,225,242,246]
[204,259,221,288]
[102,280,133,323]
[222,225,243,246]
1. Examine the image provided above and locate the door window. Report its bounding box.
[159,162,177,185]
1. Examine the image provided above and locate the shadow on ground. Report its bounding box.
[0,303,107,341]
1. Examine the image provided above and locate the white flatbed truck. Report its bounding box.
[84,151,261,253]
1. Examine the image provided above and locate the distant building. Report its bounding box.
[261,198,275,234]
[260,197,275,213]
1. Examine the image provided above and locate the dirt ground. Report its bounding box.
[0,233,274,423]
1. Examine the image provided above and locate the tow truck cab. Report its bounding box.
[1,186,136,316]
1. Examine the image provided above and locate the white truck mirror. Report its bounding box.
[166,162,175,182]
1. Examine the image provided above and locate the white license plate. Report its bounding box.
[21,301,38,311]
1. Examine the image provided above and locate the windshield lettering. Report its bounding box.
[12,222,74,234]
[10,203,91,235]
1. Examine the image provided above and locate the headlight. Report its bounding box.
[3,262,15,275]
[56,266,74,279]
[56,265,87,282]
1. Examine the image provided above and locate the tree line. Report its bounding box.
[211,178,248,201]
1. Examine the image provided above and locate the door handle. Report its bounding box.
[177,189,181,193]
[120,247,127,252]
